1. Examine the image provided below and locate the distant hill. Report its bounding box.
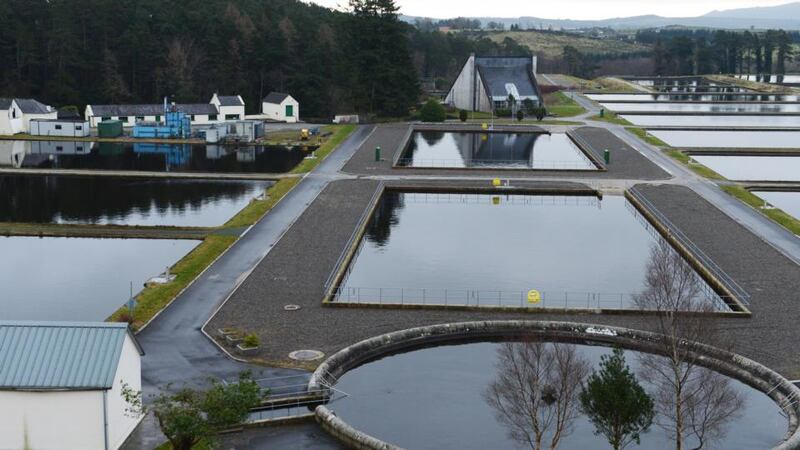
[402,2,800,30]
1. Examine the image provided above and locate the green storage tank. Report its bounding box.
[98,120,123,138]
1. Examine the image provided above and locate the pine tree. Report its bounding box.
[580,347,655,450]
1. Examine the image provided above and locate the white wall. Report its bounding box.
[445,54,476,111]
[261,97,299,123]
[0,102,25,135]
[30,120,90,137]
[0,390,105,450]
[106,335,143,450]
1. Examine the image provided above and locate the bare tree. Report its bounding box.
[485,341,590,450]
[634,240,743,450]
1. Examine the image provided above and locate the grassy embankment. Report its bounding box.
[106,125,355,329]
[487,30,649,59]
[544,91,585,118]
[721,186,800,236]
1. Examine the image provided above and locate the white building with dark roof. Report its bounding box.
[0,98,58,135]
[445,54,541,113]
[261,92,299,123]
[85,94,245,128]
[0,321,144,450]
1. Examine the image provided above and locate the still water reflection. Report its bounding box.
[336,192,721,309]
[399,132,596,170]
[0,140,307,173]
[0,175,272,227]
[332,342,785,450]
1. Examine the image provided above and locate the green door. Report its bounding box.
[285,104,294,117]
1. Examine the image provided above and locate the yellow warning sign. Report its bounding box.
[492,178,502,187]
[527,290,541,304]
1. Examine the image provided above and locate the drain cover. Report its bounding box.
[284,304,301,311]
[289,350,325,361]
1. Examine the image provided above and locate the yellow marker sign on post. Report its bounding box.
[492,178,501,187]
[527,290,541,304]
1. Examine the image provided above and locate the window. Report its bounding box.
[11,108,16,119]
[190,115,196,122]
[118,116,128,122]
[225,114,240,121]
[209,114,218,121]
[101,116,111,121]
[156,115,161,122]
[76,146,84,152]
[56,146,63,152]
[55,124,62,130]
[75,125,82,131]
[135,116,145,122]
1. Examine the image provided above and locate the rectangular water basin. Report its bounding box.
[332,191,730,311]
[397,131,597,170]
[649,130,800,148]
[692,155,800,181]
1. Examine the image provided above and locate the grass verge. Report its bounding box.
[591,112,631,126]
[664,149,726,180]
[544,91,585,118]
[108,235,236,330]
[222,178,301,229]
[626,127,668,147]
[722,185,800,235]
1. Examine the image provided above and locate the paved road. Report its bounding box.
[569,91,800,264]
[137,125,375,392]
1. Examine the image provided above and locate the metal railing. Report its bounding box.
[628,187,751,306]
[324,181,385,289]
[330,286,731,312]
[400,192,601,207]
[396,157,596,170]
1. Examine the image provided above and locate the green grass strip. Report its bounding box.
[291,124,356,174]
[722,185,800,236]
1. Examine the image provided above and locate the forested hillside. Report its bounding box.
[0,0,422,117]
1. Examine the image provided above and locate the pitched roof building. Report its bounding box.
[0,98,58,135]
[445,54,542,113]
[0,321,144,450]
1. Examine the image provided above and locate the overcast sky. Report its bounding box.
[303,0,791,20]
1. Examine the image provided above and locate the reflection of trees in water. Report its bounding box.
[419,131,445,147]
[635,240,744,450]
[364,191,404,247]
[0,175,266,223]
[485,341,589,450]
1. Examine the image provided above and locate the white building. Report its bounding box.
[30,119,91,137]
[211,94,246,121]
[0,98,58,135]
[445,54,541,113]
[261,92,299,123]
[0,321,144,450]
[86,94,245,128]
[0,140,27,168]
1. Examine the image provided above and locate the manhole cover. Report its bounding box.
[284,304,301,311]
[289,350,325,361]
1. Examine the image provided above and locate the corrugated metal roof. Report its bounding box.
[0,321,142,391]
[15,98,54,114]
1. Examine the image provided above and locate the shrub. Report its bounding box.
[494,108,512,118]
[516,110,525,121]
[242,333,260,348]
[534,106,547,121]
[419,98,447,122]
[459,109,468,122]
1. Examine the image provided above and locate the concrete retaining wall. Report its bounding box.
[309,321,800,450]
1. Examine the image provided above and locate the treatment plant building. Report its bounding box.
[445,54,542,113]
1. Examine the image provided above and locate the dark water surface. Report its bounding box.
[398,132,596,170]
[332,342,786,450]
[336,192,722,309]
[0,175,272,227]
[0,140,308,173]
[0,236,198,320]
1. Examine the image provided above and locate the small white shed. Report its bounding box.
[30,119,91,137]
[0,321,144,450]
[262,92,300,123]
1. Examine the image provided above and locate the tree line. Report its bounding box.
[0,0,419,118]
[650,29,796,76]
